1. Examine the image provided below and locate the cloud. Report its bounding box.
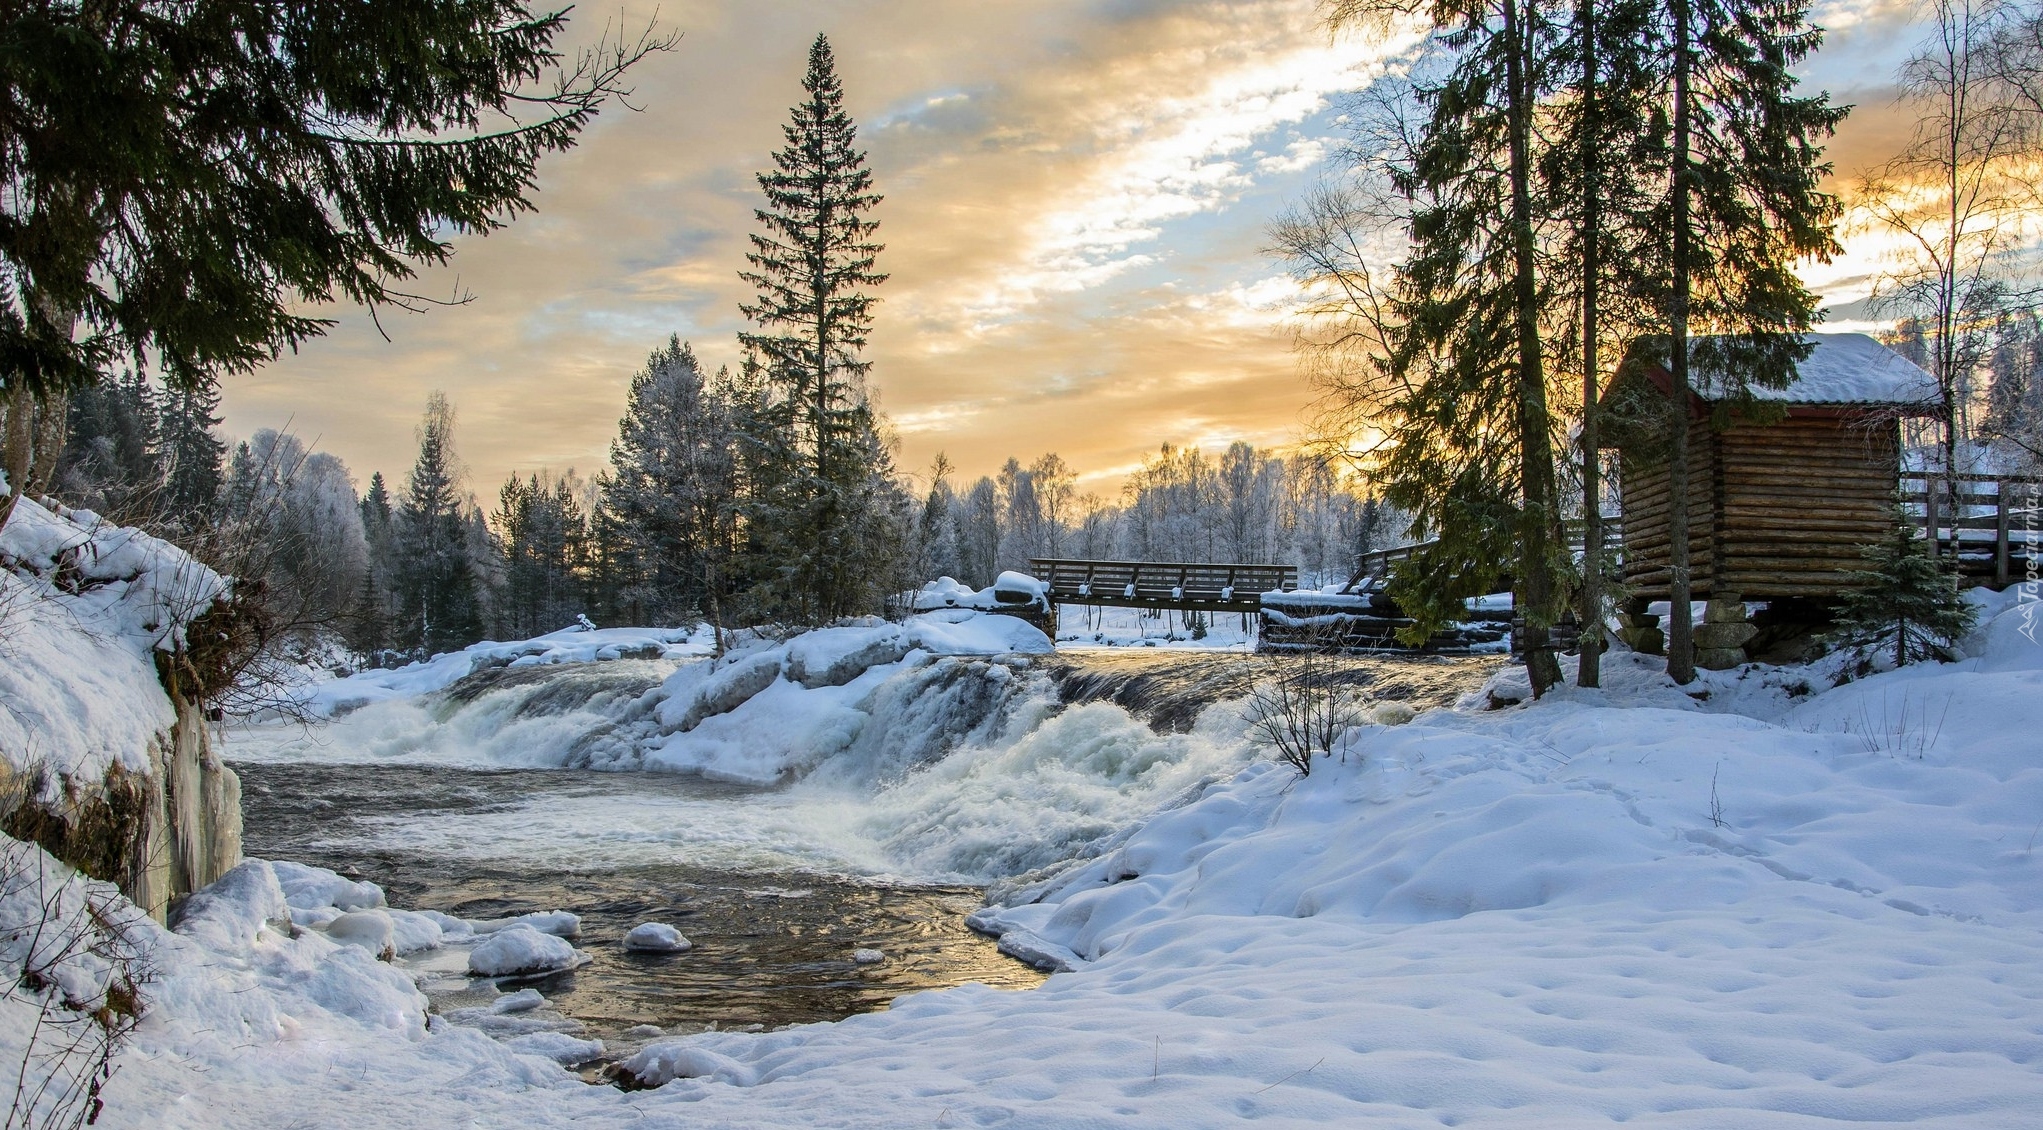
[220,0,1930,502]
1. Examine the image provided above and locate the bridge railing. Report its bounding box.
[1352,516,1625,587]
[1027,559,1298,613]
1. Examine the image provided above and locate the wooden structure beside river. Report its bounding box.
[1605,334,1941,602]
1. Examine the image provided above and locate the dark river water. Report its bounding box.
[234,762,1046,1055]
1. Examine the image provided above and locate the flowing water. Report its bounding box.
[228,646,1495,1058]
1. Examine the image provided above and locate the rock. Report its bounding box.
[623,922,692,953]
[1704,600,1750,624]
[1695,647,1748,671]
[1617,626,1665,655]
[785,626,911,689]
[1694,622,1758,650]
[680,652,785,731]
[852,948,885,964]
[468,925,583,977]
[326,909,397,960]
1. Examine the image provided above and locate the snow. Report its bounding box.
[467,925,588,977]
[17,569,2043,1126]
[492,988,546,1014]
[1691,332,1941,406]
[0,493,224,785]
[292,623,716,717]
[623,923,691,953]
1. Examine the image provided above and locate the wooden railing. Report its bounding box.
[1900,472,2043,587]
[1352,516,1625,587]
[1027,559,1298,614]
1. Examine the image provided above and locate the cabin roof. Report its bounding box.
[1690,333,1938,407]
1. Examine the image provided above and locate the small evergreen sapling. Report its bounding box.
[1833,518,1977,671]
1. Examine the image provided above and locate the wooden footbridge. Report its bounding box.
[1026,559,1299,614]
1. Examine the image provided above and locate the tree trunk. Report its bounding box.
[1577,0,1604,688]
[1666,0,1698,685]
[1506,0,1564,696]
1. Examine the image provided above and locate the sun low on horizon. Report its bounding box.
[222,0,1932,500]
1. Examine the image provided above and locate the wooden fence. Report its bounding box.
[1900,472,2043,587]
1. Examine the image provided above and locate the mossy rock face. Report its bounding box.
[1,761,153,894]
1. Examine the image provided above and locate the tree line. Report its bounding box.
[43,32,1391,674]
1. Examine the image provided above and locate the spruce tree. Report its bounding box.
[736,34,899,623]
[393,392,482,655]
[55,368,161,520]
[605,339,741,627]
[158,381,227,528]
[1351,0,1571,694]
[1834,517,1977,670]
[1647,0,1845,683]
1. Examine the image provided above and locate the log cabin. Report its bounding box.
[1604,333,1938,609]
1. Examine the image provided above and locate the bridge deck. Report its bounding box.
[1028,558,1298,614]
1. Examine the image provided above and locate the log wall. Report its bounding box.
[1621,414,1900,600]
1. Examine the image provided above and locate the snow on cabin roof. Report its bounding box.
[1689,332,1939,407]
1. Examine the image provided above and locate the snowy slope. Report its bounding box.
[0,493,223,783]
[27,591,2043,1127]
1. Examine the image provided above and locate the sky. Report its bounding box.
[221,0,1937,501]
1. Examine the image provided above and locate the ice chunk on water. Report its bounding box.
[622,922,691,953]
[491,988,546,1014]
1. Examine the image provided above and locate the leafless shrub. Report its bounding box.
[0,774,151,1130]
[1245,635,1365,776]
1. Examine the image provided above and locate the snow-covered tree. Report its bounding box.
[392,393,483,655]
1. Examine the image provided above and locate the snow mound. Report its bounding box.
[468,925,585,977]
[505,1031,605,1065]
[623,922,691,953]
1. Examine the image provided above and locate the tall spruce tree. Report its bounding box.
[736,34,901,624]
[1543,0,1665,687]
[1342,0,1571,695]
[1647,0,1844,682]
[605,339,741,627]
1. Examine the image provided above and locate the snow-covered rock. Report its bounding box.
[468,925,584,977]
[785,623,912,689]
[623,922,691,953]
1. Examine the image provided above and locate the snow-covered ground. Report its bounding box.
[13,587,2043,1127]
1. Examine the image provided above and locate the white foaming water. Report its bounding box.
[229,655,1259,885]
